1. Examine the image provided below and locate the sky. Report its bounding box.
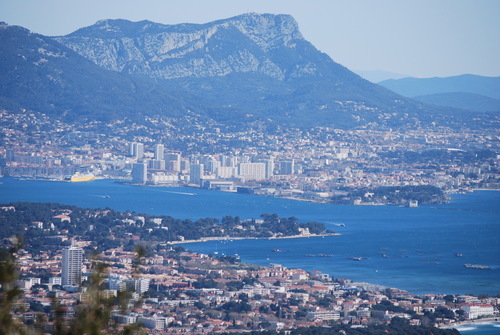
[1,0,499,79]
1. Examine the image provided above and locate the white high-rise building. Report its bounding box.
[165,153,181,172]
[148,159,166,170]
[132,163,148,184]
[217,166,237,179]
[190,164,204,185]
[153,144,164,161]
[279,160,295,175]
[264,159,275,179]
[129,142,144,159]
[62,245,83,287]
[132,163,147,184]
[238,162,266,181]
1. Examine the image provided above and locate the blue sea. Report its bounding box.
[1,177,499,298]
[452,322,500,334]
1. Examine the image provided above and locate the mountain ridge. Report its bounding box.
[0,22,197,122]
[413,92,500,113]
[54,14,448,128]
[1,15,491,129]
[378,74,500,100]
[378,74,500,114]
[55,14,305,80]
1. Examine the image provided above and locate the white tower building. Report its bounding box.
[153,144,165,161]
[62,245,83,287]
[132,163,148,184]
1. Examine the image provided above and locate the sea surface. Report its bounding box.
[1,177,499,297]
[451,322,500,334]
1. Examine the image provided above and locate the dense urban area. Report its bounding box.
[1,202,497,334]
[1,110,499,205]
[1,110,499,334]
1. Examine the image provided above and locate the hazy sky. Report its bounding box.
[1,0,499,78]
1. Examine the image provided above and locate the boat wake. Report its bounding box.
[161,190,196,196]
[455,326,476,331]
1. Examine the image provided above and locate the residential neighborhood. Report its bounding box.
[1,203,498,333]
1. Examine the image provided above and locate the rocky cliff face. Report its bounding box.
[55,14,314,81]
[2,14,470,128]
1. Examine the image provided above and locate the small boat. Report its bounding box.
[306,254,333,257]
[464,264,490,270]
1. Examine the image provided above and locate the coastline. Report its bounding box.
[440,318,500,330]
[170,232,340,245]
[4,176,500,206]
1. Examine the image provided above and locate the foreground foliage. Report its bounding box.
[0,241,145,334]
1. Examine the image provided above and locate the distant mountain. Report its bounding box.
[54,14,455,128]
[0,15,487,129]
[378,74,500,100]
[353,70,410,83]
[0,22,196,122]
[413,92,500,113]
[378,74,500,114]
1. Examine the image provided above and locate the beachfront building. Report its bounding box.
[460,303,494,319]
[132,163,147,184]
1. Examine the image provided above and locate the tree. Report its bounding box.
[0,241,146,334]
[0,237,24,335]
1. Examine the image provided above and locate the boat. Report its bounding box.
[306,254,333,257]
[464,264,490,270]
[348,257,366,261]
[272,249,282,253]
[70,172,95,182]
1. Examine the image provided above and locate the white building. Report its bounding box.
[132,163,147,184]
[153,144,164,161]
[264,159,274,179]
[137,315,166,330]
[306,310,341,321]
[151,172,179,184]
[133,278,150,294]
[165,153,181,172]
[148,159,165,170]
[217,166,237,179]
[460,303,494,319]
[238,162,266,181]
[129,142,144,159]
[279,160,294,175]
[190,163,204,185]
[62,245,83,287]
[108,275,126,291]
